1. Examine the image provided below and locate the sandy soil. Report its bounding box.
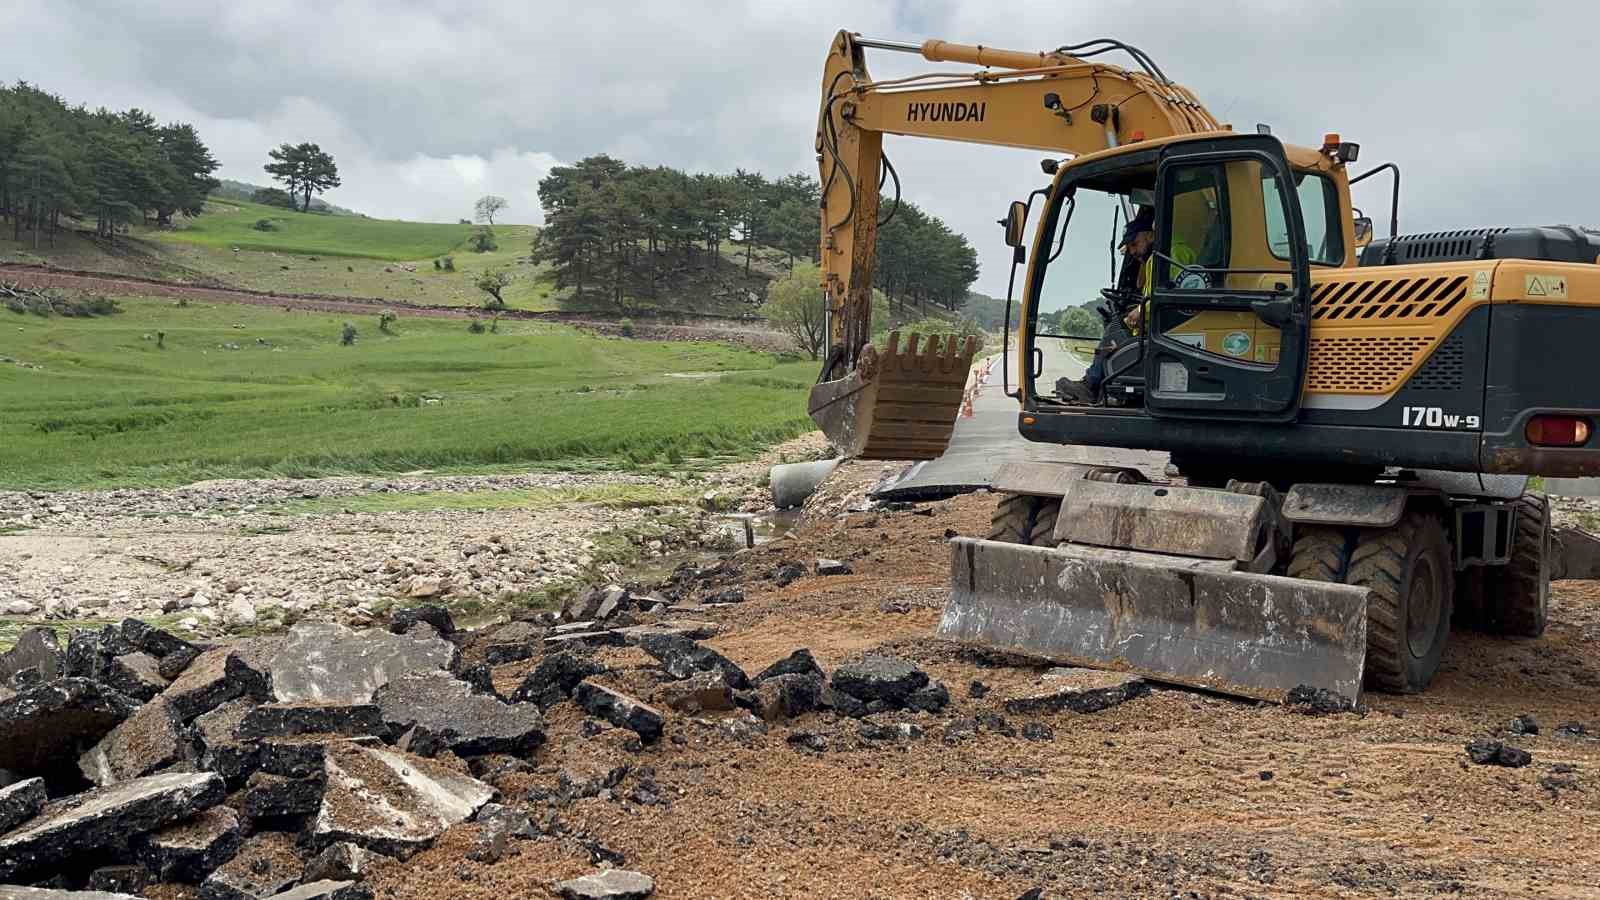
[362,494,1600,899]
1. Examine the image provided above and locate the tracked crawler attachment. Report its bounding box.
[808,331,978,460]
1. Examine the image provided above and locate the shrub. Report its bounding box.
[432,258,441,270]
[475,270,510,309]
[252,218,278,232]
[467,319,487,334]
[469,227,497,253]
[489,315,500,334]
[618,317,635,338]
[340,322,357,345]
[442,256,455,272]
[378,311,398,334]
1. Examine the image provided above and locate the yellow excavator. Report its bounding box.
[811,32,1600,704]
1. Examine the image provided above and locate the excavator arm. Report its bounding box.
[811,31,1224,459]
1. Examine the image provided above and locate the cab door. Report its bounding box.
[1142,135,1312,422]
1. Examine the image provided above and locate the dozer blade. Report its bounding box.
[938,537,1373,705]
[808,332,978,460]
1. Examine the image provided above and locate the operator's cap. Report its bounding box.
[1120,206,1155,247]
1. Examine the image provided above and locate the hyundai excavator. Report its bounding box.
[810,31,1600,705]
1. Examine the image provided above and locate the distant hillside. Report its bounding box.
[213,179,361,217]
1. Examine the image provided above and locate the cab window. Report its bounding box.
[1264,172,1343,265]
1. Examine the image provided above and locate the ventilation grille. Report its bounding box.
[1306,335,1436,393]
[1408,336,1465,391]
[1311,274,1470,321]
[1361,227,1513,266]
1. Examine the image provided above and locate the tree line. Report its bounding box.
[533,154,978,314]
[0,82,220,247]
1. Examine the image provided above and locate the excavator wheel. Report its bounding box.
[1485,492,1551,637]
[1348,512,1454,694]
[1286,527,1353,583]
[987,493,1061,546]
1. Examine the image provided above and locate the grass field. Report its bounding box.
[149,199,476,260]
[0,293,816,489]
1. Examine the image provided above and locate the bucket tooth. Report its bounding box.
[937,537,1371,705]
[807,331,978,460]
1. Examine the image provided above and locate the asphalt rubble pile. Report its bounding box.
[0,552,1168,900]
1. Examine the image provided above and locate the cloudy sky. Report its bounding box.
[6,1,1596,297]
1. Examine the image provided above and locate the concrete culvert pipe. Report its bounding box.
[769,459,841,509]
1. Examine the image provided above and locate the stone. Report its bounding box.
[259,735,380,779]
[1465,738,1532,768]
[830,656,928,706]
[544,631,623,651]
[269,623,457,704]
[658,672,735,714]
[561,585,620,623]
[0,628,64,684]
[373,671,544,757]
[475,802,537,839]
[511,652,606,708]
[554,869,655,900]
[786,731,827,752]
[165,647,273,722]
[242,772,325,821]
[0,777,46,833]
[301,842,387,883]
[262,882,373,900]
[85,867,148,895]
[136,806,243,883]
[119,618,197,661]
[771,562,805,587]
[814,558,851,576]
[199,831,302,900]
[634,633,748,689]
[158,646,203,681]
[754,648,825,684]
[857,721,923,742]
[968,680,991,699]
[311,744,495,856]
[100,652,170,702]
[0,889,141,899]
[0,772,224,881]
[404,576,445,599]
[476,621,544,665]
[906,680,950,713]
[702,588,745,605]
[0,678,140,773]
[753,673,823,721]
[593,586,632,621]
[79,697,188,787]
[193,700,260,785]
[1022,722,1055,742]
[614,622,720,645]
[387,605,455,637]
[63,628,132,681]
[1509,714,1540,736]
[573,681,665,743]
[1002,668,1148,715]
[238,703,388,740]
[223,596,257,627]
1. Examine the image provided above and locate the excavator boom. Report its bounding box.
[811,32,1220,459]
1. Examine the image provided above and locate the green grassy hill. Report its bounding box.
[0,293,815,489]
[154,198,474,260]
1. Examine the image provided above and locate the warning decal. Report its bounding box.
[1471,270,1491,299]
[1525,274,1569,299]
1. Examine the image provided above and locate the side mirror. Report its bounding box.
[1353,216,1374,249]
[1002,201,1027,248]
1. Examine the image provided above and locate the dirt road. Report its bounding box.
[366,493,1600,899]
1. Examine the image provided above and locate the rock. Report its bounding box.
[786,731,827,752]
[119,618,197,661]
[658,672,735,714]
[1465,738,1532,768]
[269,622,456,704]
[199,831,302,900]
[1555,722,1589,738]
[262,882,373,900]
[572,681,665,743]
[165,647,273,722]
[771,562,805,587]
[100,652,170,702]
[0,600,39,616]
[241,772,325,821]
[754,648,825,683]
[311,744,495,856]
[79,697,187,787]
[404,575,445,599]
[634,633,748,689]
[561,585,618,623]
[814,558,851,576]
[478,622,543,665]
[614,622,720,644]
[830,656,928,706]
[1284,684,1357,715]
[0,628,64,684]
[702,588,745,605]
[554,869,656,900]
[85,866,149,895]
[857,721,923,742]
[223,596,257,627]
[373,671,544,757]
[0,888,141,899]
[753,673,823,721]
[906,681,950,713]
[1001,669,1148,715]
[387,605,455,637]
[475,802,537,839]
[0,678,140,774]
[301,842,387,883]
[0,772,224,881]
[238,703,388,740]
[593,586,632,621]
[193,700,260,784]
[510,652,605,708]
[158,647,203,681]
[135,806,243,883]
[1022,722,1055,742]
[968,680,990,699]
[1509,714,1540,735]
[0,777,47,833]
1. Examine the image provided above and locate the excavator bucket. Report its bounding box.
[938,537,1373,705]
[807,331,978,460]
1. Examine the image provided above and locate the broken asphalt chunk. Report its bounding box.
[199,831,302,900]
[753,674,823,721]
[0,778,47,834]
[554,869,656,900]
[1284,684,1359,715]
[1001,668,1147,715]
[754,648,825,683]
[263,881,373,900]
[79,696,188,787]
[0,628,64,685]
[830,656,928,706]
[387,605,455,637]
[135,805,244,883]
[373,671,544,757]
[301,842,388,884]
[0,678,140,774]
[573,681,665,743]
[100,652,170,702]
[0,888,142,899]
[238,703,388,741]
[241,772,326,822]
[814,558,851,576]
[1465,738,1532,768]
[269,622,456,704]
[634,633,748,689]
[311,743,494,856]
[0,772,224,881]
[165,647,273,722]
